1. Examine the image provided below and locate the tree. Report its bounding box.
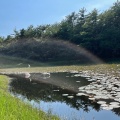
[19,29,25,38]
[14,29,20,39]
[0,36,4,43]
[6,35,13,41]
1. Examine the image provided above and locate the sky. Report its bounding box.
[0,0,116,37]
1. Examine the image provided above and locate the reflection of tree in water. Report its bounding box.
[9,77,100,112]
[112,108,120,116]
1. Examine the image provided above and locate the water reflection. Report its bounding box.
[9,72,120,120]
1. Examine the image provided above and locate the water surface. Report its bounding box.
[9,72,120,120]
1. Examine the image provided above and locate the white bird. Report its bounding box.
[25,72,31,78]
[28,64,31,68]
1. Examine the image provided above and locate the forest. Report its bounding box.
[0,1,120,62]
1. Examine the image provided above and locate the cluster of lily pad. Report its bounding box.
[72,67,120,110]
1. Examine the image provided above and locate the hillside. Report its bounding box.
[0,39,102,64]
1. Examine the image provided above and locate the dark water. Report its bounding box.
[9,72,120,120]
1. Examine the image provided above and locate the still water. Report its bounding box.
[9,72,120,120]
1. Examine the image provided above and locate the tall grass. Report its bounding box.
[0,75,59,120]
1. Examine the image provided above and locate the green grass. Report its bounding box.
[0,75,59,120]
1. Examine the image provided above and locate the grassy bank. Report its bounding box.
[0,63,120,73]
[0,75,59,120]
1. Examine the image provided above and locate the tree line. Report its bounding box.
[1,1,120,60]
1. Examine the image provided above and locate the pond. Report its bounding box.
[9,72,120,120]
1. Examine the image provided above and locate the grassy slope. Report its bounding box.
[0,75,59,120]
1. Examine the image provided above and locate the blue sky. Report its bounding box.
[0,0,116,37]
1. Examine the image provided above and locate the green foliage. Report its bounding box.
[0,39,95,63]
[1,1,120,61]
[0,36,4,42]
